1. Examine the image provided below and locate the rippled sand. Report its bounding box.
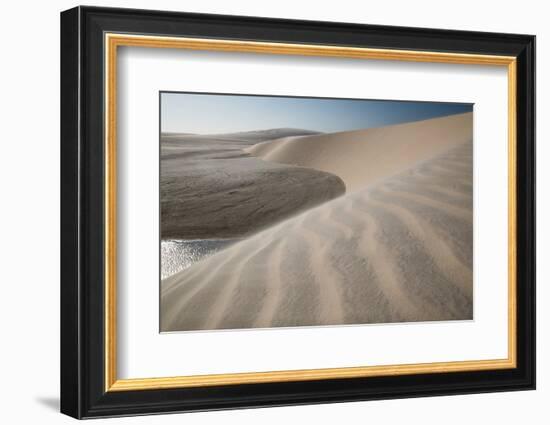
[161,113,473,332]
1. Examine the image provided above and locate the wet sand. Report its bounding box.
[161,129,345,240]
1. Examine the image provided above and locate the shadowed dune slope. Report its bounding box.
[161,129,345,240]
[246,112,473,191]
[161,140,473,332]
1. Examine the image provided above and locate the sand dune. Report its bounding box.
[247,112,473,191]
[161,138,473,332]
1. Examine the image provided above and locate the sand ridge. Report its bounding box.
[246,112,473,191]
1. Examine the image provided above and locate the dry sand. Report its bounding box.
[161,113,473,331]
[247,112,473,191]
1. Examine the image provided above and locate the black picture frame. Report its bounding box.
[60,5,535,419]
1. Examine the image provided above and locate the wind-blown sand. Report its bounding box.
[247,113,472,191]
[161,113,473,331]
[161,129,345,239]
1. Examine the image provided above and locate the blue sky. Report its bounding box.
[161,92,472,134]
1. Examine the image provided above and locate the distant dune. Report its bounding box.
[247,113,473,191]
[161,117,473,332]
[206,128,321,143]
[163,128,320,144]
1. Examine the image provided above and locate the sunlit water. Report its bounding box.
[161,239,237,280]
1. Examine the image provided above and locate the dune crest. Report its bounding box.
[246,112,473,191]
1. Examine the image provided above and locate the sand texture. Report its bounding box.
[161,114,473,331]
[247,112,473,191]
[161,129,345,239]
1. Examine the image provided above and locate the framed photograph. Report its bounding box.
[60,6,535,419]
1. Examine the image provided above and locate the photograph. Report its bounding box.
[159,92,474,332]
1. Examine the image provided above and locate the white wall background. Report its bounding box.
[0,0,545,423]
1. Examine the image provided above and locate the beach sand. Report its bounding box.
[161,113,473,331]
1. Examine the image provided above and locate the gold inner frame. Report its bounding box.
[104,33,517,392]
